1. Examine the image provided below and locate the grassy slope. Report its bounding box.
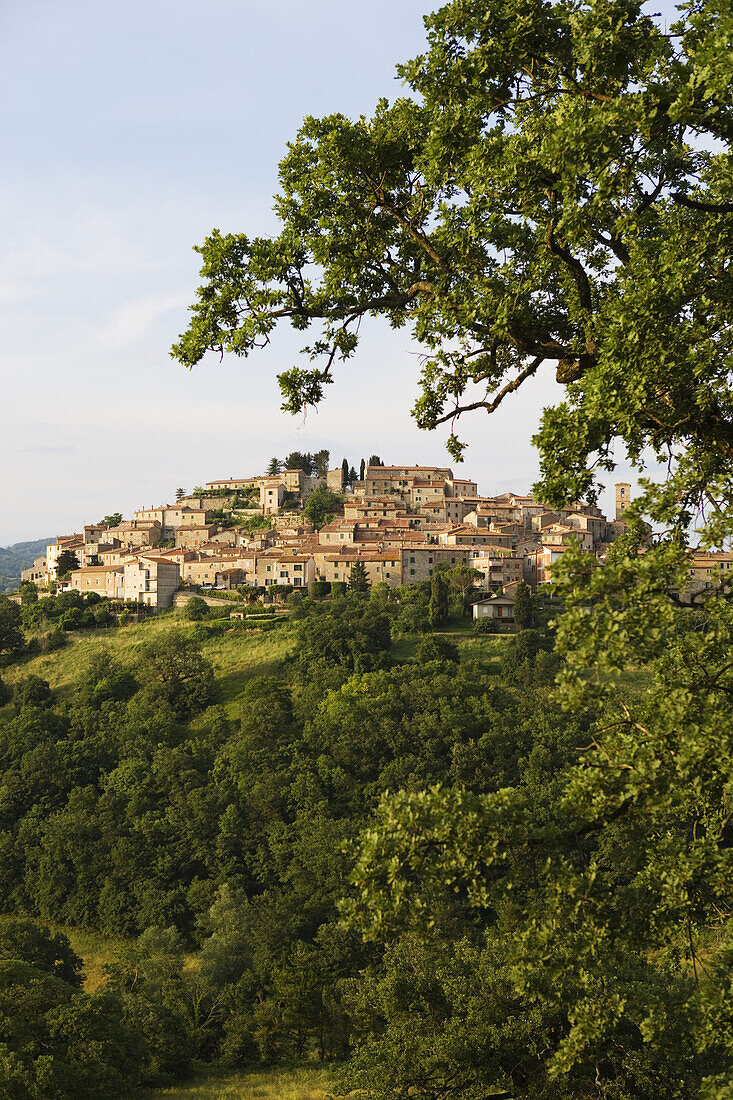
[3,610,296,717]
[152,1065,338,1100]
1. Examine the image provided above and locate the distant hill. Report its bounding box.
[0,538,50,593]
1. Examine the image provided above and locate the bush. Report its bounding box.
[13,675,53,708]
[331,581,347,598]
[416,636,459,663]
[473,616,498,633]
[60,607,84,631]
[310,580,331,598]
[42,628,68,652]
[93,603,113,627]
[184,596,210,621]
[270,584,293,601]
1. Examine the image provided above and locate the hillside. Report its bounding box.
[0,589,530,1095]
[0,537,49,593]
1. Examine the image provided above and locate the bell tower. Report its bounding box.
[615,482,631,521]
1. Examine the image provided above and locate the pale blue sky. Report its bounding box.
[1,0,679,544]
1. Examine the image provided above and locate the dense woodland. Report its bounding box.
[0,582,570,1096]
[1,575,731,1097]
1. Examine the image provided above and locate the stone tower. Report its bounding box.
[615,482,631,521]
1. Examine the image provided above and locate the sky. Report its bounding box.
[1,0,680,545]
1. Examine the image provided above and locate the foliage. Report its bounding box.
[302,486,343,529]
[21,590,113,636]
[101,514,123,530]
[0,919,82,986]
[55,549,79,579]
[0,585,589,1090]
[295,598,391,676]
[447,563,482,611]
[282,449,329,478]
[18,582,38,607]
[513,580,533,630]
[0,597,24,663]
[137,631,215,717]
[348,559,370,594]
[185,597,211,622]
[415,635,458,663]
[240,515,273,535]
[0,921,140,1098]
[428,570,448,629]
[313,448,330,479]
[173,0,733,504]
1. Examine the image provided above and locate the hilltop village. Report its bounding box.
[20,459,727,612]
[20,460,628,608]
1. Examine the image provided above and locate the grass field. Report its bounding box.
[3,611,296,716]
[152,1064,339,1100]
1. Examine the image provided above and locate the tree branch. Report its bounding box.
[432,356,545,426]
[673,194,733,214]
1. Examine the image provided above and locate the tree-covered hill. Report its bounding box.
[0,538,49,594]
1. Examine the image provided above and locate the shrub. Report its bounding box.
[184,596,210,622]
[473,616,498,634]
[13,675,53,708]
[416,636,459,663]
[42,628,67,652]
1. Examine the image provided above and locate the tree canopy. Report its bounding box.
[172,0,733,515]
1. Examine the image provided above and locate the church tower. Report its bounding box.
[615,482,631,521]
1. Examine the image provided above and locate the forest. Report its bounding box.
[0,570,731,1097]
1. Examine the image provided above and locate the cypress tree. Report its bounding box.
[513,580,533,629]
[428,571,449,628]
[349,559,370,594]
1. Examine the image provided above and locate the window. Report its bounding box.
[410,569,415,576]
